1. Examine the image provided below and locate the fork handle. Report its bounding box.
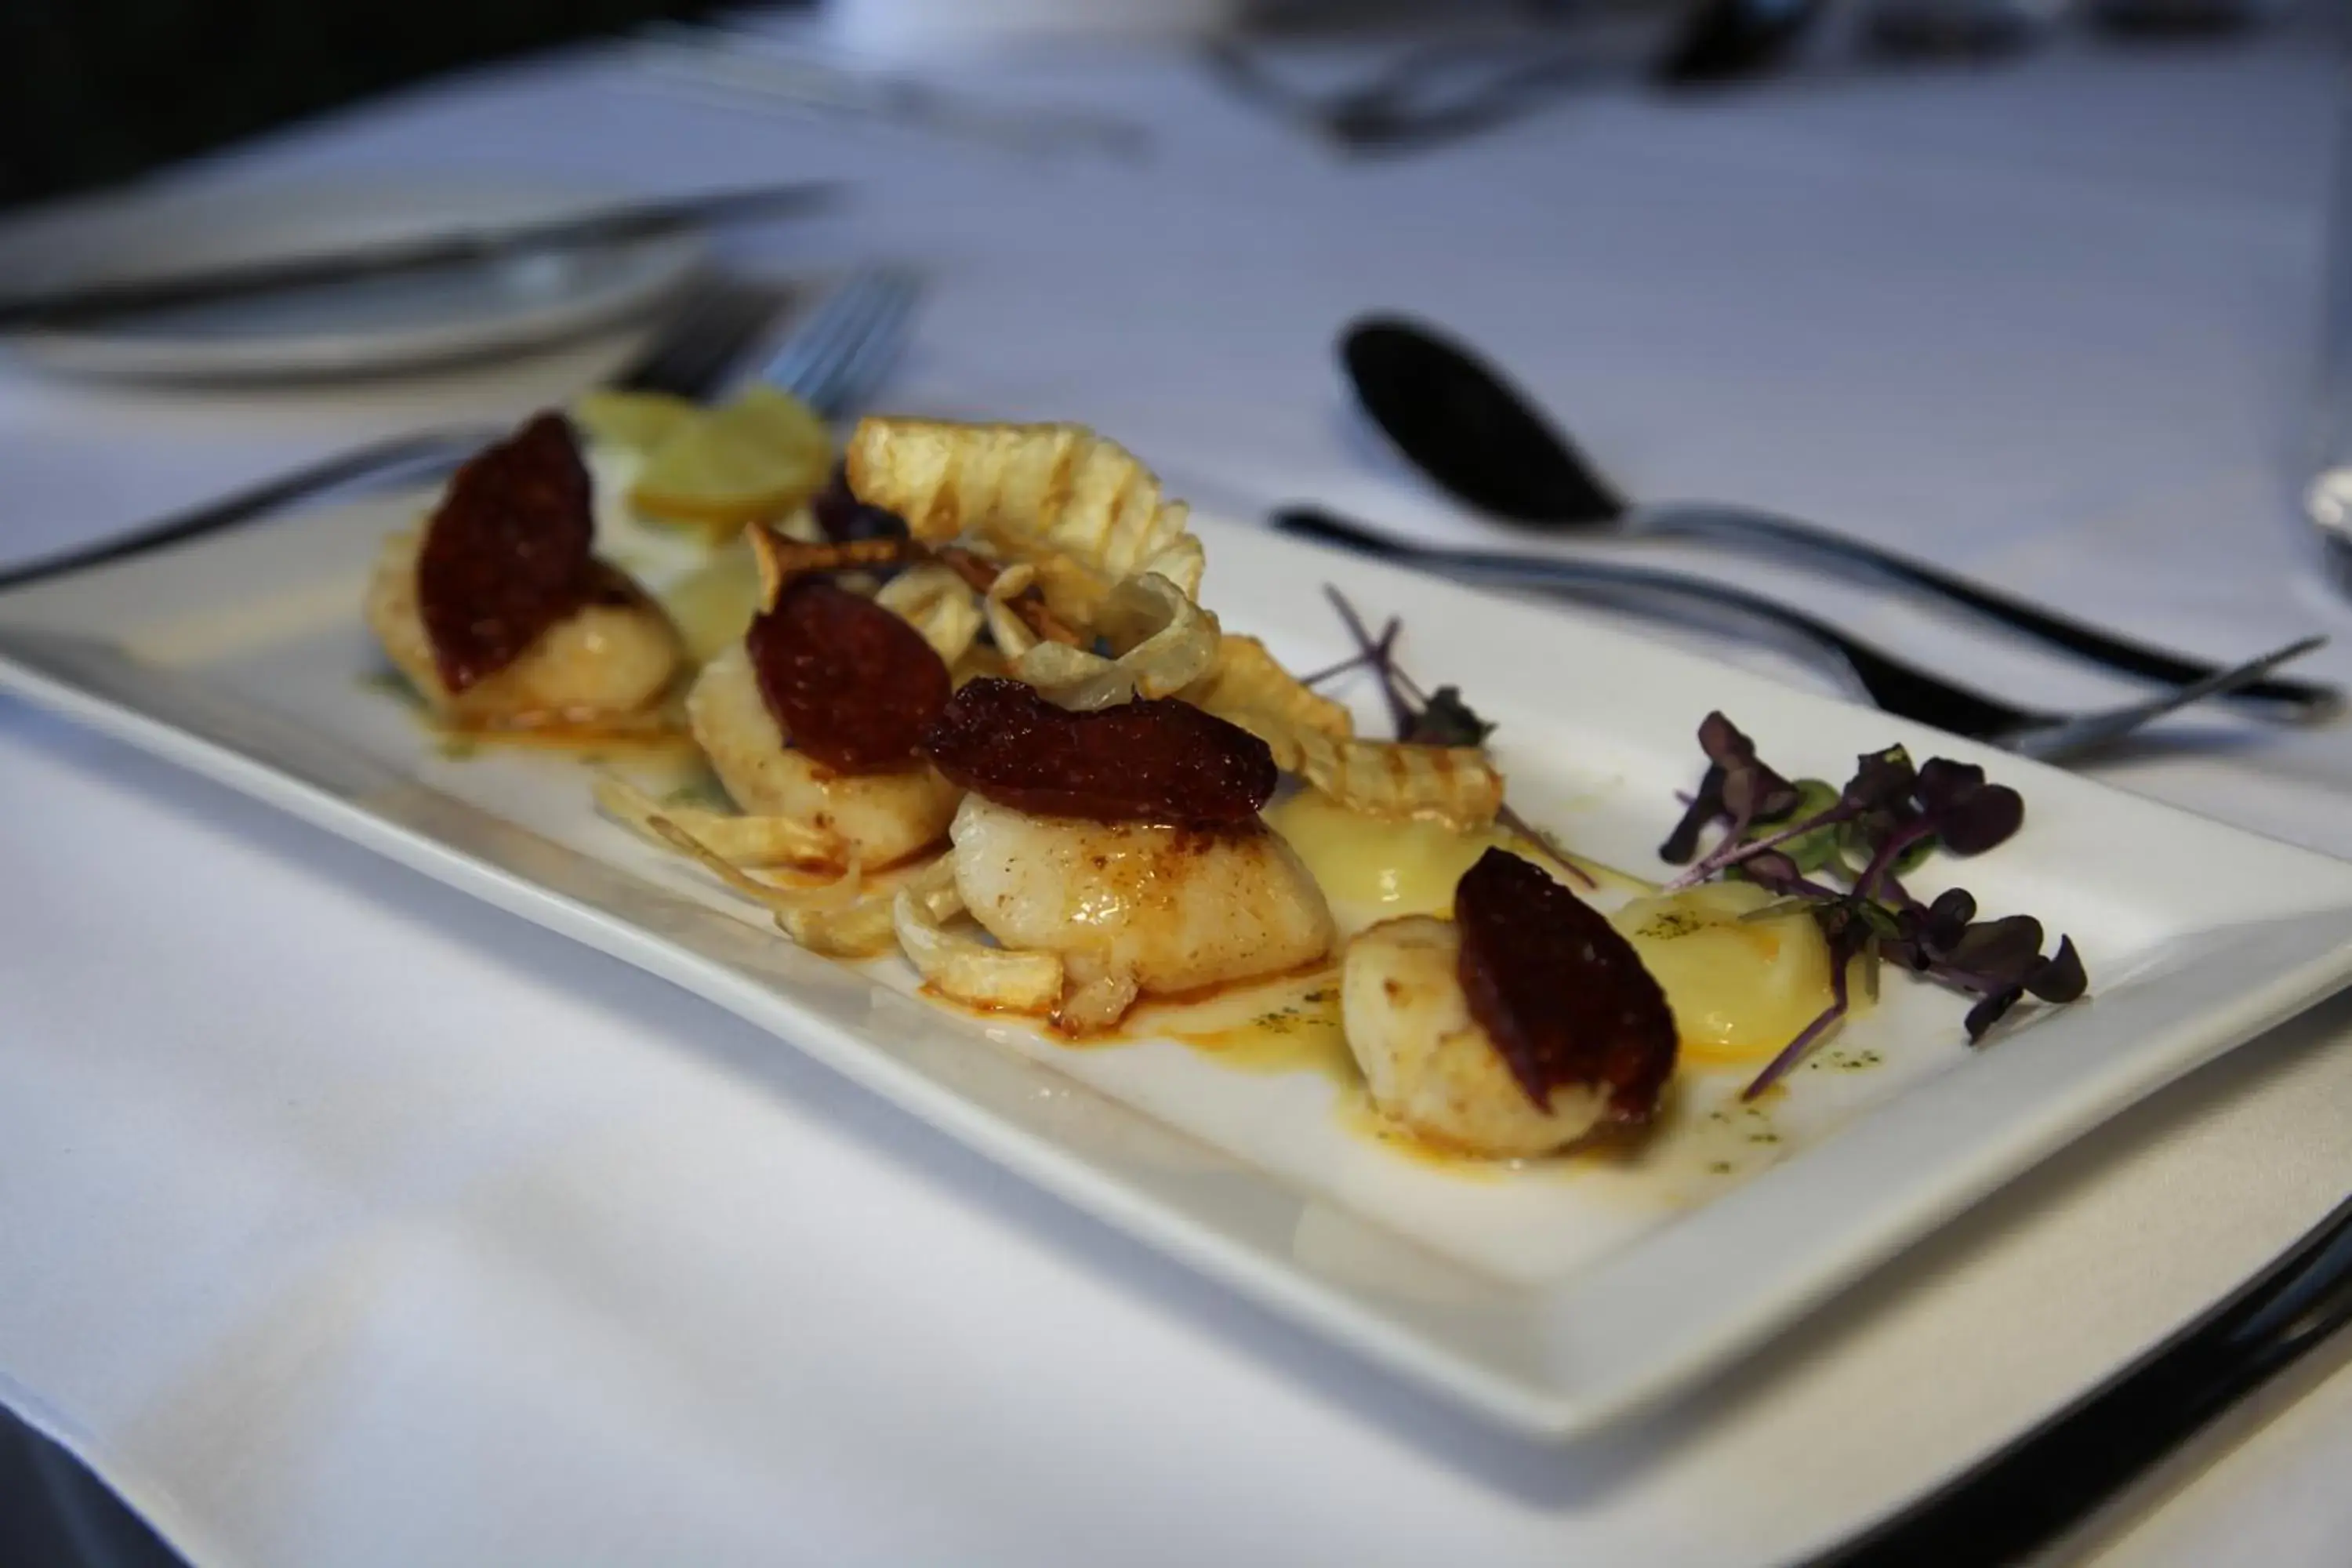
[0,427,494,595]
[1273,506,2041,741]
[1629,502,2339,716]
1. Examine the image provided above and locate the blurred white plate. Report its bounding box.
[4,491,2352,1438]
[0,180,702,382]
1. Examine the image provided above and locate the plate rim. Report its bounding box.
[0,176,705,382]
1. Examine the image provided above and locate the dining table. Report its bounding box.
[4,9,2351,1565]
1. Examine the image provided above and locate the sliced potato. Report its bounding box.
[1181,633,1354,744]
[657,533,764,665]
[572,389,699,453]
[893,857,1065,1014]
[873,564,984,666]
[1174,637,1504,830]
[1610,881,1835,1062]
[1287,732,1504,831]
[1010,572,1221,710]
[592,775,839,869]
[844,418,1203,619]
[631,385,832,536]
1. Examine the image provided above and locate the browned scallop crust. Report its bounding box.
[416,412,595,693]
[1454,848,1677,1124]
[920,677,1276,826]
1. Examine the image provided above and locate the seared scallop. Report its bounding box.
[687,640,960,869]
[949,793,1335,1029]
[366,530,680,727]
[1341,916,1609,1158]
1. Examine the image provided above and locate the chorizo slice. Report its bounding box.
[920,677,1275,826]
[416,412,596,692]
[746,579,953,774]
[1454,848,1677,1125]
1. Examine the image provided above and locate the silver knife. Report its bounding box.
[0,183,840,331]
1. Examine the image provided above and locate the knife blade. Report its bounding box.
[0,183,839,332]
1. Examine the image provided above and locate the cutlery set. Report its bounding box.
[1305,314,2338,753]
[1200,1,1826,156]
[1204,0,2264,155]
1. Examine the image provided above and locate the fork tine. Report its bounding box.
[2003,636,2331,764]
[762,270,887,398]
[796,308,884,415]
[801,274,917,416]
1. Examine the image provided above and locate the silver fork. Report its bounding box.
[0,267,920,593]
[1998,637,2328,762]
[757,264,920,418]
[1276,506,2332,766]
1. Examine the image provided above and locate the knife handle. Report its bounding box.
[1817,1191,2352,1566]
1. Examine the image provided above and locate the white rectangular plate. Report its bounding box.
[7,491,2352,1440]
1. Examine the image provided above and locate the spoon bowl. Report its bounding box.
[1344,317,1623,524]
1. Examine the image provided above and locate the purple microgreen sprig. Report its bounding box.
[1323,586,1482,746]
[1762,779,1846,876]
[1659,713,1800,865]
[1320,589,1591,887]
[1738,890,1890,1098]
[1914,757,2027,855]
[1660,712,2083,1099]
[1405,684,1497,748]
[1882,892,2088,1040]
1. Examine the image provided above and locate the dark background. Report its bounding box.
[0,0,727,212]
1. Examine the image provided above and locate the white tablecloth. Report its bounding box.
[5,16,2352,1565]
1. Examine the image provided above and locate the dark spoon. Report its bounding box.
[1341,314,2338,717]
[1653,0,1829,85]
